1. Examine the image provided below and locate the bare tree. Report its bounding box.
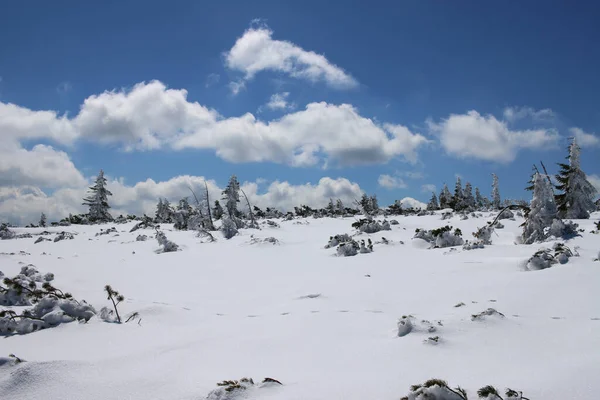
[240,188,259,229]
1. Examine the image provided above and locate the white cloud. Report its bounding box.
[377,174,407,189]
[224,26,357,90]
[0,81,428,167]
[428,110,560,163]
[0,175,365,226]
[264,92,295,111]
[205,73,220,88]
[421,184,437,193]
[0,143,85,188]
[570,127,600,148]
[503,106,555,123]
[399,197,426,210]
[228,80,246,95]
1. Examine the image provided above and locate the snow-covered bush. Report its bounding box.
[471,308,505,321]
[0,265,54,306]
[155,230,179,253]
[221,216,239,239]
[0,223,15,240]
[497,209,514,220]
[248,236,279,245]
[34,236,51,244]
[397,315,439,338]
[525,243,576,271]
[390,219,399,225]
[265,220,280,228]
[463,240,485,250]
[325,234,352,248]
[414,226,464,249]
[337,241,359,257]
[441,211,454,220]
[400,380,528,400]
[99,285,138,324]
[359,239,373,253]
[351,218,391,233]
[129,218,154,233]
[136,234,148,241]
[96,227,117,236]
[54,231,74,242]
[206,377,282,400]
[473,224,495,245]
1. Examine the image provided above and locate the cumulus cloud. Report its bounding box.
[224,26,357,90]
[399,197,426,210]
[264,92,295,111]
[421,184,437,193]
[570,127,600,148]
[0,175,365,226]
[428,110,560,163]
[377,174,407,189]
[503,106,555,123]
[205,73,220,88]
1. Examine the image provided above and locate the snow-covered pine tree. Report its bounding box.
[369,195,379,214]
[335,199,345,216]
[155,198,164,222]
[212,200,224,220]
[39,213,47,228]
[555,138,598,219]
[521,172,558,244]
[426,192,439,211]
[463,182,475,210]
[155,198,173,223]
[222,175,240,219]
[82,169,113,223]
[439,184,452,209]
[452,177,464,210]
[359,193,372,215]
[326,199,336,216]
[475,187,485,210]
[491,173,501,209]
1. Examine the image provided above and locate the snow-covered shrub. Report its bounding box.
[96,227,117,236]
[337,241,359,257]
[463,240,485,250]
[397,315,414,337]
[34,237,51,244]
[546,218,579,240]
[129,218,154,233]
[325,234,352,248]
[397,315,439,338]
[473,223,495,245]
[471,308,505,321]
[0,223,15,240]
[54,232,74,242]
[0,265,54,306]
[155,230,179,252]
[359,239,373,253]
[400,380,528,400]
[497,209,514,220]
[414,226,464,249]
[206,377,282,400]
[525,243,576,271]
[221,216,239,239]
[248,236,279,245]
[265,220,280,228]
[390,219,399,225]
[99,285,139,324]
[136,234,148,241]
[441,211,454,220]
[351,218,390,233]
[0,354,25,367]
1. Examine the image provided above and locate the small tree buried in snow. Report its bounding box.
[101,285,124,323]
[206,377,282,400]
[0,223,15,240]
[351,218,391,233]
[325,234,353,248]
[155,229,179,253]
[524,243,576,271]
[400,379,529,400]
[221,216,239,239]
[414,226,464,248]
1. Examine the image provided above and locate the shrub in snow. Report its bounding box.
[351,218,391,233]
[525,243,576,271]
[0,265,55,306]
[0,223,15,240]
[136,234,148,241]
[206,377,282,400]
[463,240,485,250]
[129,218,154,232]
[155,230,179,253]
[265,220,280,228]
[390,219,399,225]
[325,234,352,248]
[413,226,464,249]
[473,224,495,245]
[54,232,74,242]
[0,354,25,367]
[497,209,514,220]
[99,285,139,324]
[337,241,359,257]
[96,227,117,236]
[400,380,529,400]
[249,236,279,245]
[397,315,440,338]
[221,216,239,239]
[441,211,454,220]
[34,237,52,244]
[359,239,373,253]
[471,308,505,321]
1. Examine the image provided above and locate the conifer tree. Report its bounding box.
[212,200,224,220]
[222,175,241,218]
[439,184,452,209]
[359,193,372,215]
[463,182,475,210]
[39,213,47,228]
[369,195,379,214]
[426,192,439,211]
[491,173,501,209]
[522,172,558,244]
[335,199,345,215]
[555,138,597,219]
[82,169,113,222]
[452,177,464,210]
[326,199,336,216]
[475,187,485,209]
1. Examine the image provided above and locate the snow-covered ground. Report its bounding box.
[1,212,599,399]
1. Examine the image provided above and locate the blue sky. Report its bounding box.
[0,1,599,222]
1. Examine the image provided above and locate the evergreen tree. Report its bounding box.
[463,182,475,210]
[522,173,558,244]
[82,169,113,222]
[326,198,336,216]
[359,193,372,215]
[39,213,47,228]
[335,199,345,215]
[369,195,379,214]
[222,175,240,218]
[212,200,224,220]
[155,198,173,223]
[475,187,485,209]
[439,184,452,209]
[555,138,597,219]
[491,173,501,209]
[452,177,464,210]
[426,192,439,211]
